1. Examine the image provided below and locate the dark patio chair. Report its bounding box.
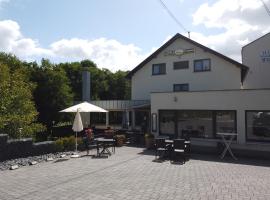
[173,139,185,163]
[155,138,167,159]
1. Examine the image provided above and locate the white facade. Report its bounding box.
[151,89,270,144]
[242,33,270,89]
[128,33,270,150]
[131,36,243,100]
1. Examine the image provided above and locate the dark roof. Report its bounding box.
[126,33,249,82]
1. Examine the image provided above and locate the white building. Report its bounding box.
[127,33,270,154]
[242,32,270,89]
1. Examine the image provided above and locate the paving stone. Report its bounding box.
[0,147,270,199]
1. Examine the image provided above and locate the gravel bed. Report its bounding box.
[0,151,76,171]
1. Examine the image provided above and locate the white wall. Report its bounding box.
[151,89,270,144]
[243,33,270,89]
[131,38,242,100]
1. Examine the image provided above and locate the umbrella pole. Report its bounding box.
[75,132,78,152]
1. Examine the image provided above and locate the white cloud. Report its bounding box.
[191,0,270,61]
[0,19,150,71]
[50,38,148,71]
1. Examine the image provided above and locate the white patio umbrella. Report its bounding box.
[60,102,108,157]
[71,109,83,157]
[60,101,108,113]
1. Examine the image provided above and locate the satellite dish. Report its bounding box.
[174,49,184,56]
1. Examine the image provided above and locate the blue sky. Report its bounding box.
[0,0,269,71]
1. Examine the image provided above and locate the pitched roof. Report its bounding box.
[242,32,270,49]
[126,33,249,82]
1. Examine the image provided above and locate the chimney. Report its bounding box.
[82,69,91,102]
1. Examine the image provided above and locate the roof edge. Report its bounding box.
[126,33,249,80]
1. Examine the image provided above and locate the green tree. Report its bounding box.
[0,63,44,138]
[30,59,74,129]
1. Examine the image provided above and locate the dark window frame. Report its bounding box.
[158,109,237,139]
[152,63,166,75]
[173,61,189,70]
[245,110,270,142]
[173,83,189,92]
[194,58,211,72]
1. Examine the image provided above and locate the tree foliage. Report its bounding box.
[0,62,44,138]
[30,59,74,128]
[0,52,131,139]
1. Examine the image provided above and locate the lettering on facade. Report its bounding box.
[260,49,270,63]
[164,48,195,57]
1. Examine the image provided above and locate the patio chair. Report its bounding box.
[155,138,167,159]
[173,139,185,163]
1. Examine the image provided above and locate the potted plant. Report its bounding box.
[115,135,126,147]
[144,133,155,149]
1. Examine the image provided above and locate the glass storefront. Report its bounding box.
[246,111,270,142]
[216,111,236,133]
[159,110,236,139]
[160,111,175,135]
[177,111,213,138]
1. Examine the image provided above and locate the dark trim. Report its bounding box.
[126,33,249,82]
[158,109,237,139]
[245,110,270,142]
[193,58,211,72]
[152,63,166,75]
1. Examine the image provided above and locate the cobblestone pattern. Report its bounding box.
[1,147,270,200]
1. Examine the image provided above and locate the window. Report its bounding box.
[160,110,176,135]
[246,111,270,142]
[177,111,213,138]
[173,84,189,92]
[174,61,189,70]
[90,112,106,124]
[159,110,237,139]
[194,59,211,72]
[215,111,236,138]
[109,111,123,125]
[152,63,166,75]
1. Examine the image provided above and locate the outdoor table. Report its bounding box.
[95,138,115,157]
[217,132,237,160]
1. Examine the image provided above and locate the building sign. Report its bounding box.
[260,49,270,63]
[164,48,194,56]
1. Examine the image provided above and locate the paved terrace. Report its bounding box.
[1,146,270,200]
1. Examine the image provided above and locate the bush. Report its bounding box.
[54,136,76,152]
[54,139,64,152]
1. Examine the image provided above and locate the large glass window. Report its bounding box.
[90,112,106,124]
[246,111,270,141]
[177,111,213,138]
[159,110,236,139]
[160,111,175,135]
[194,59,211,72]
[109,111,123,125]
[216,111,236,133]
[152,63,166,75]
